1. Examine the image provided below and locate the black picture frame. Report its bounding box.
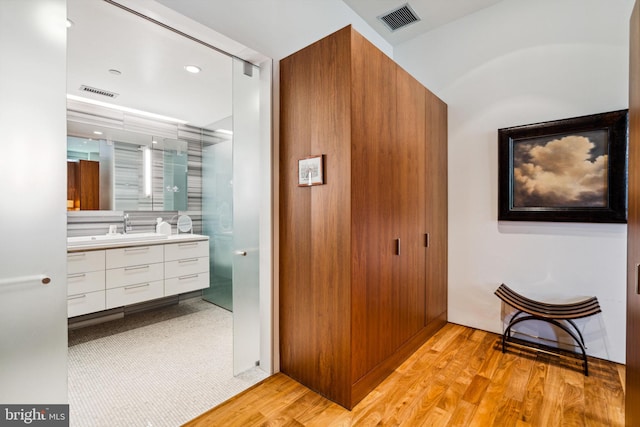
[498,110,628,223]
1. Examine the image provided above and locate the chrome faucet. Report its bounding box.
[123,213,132,234]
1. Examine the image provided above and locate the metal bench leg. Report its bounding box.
[502,315,589,376]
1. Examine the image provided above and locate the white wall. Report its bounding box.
[395,0,634,363]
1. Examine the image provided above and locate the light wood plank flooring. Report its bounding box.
[184,323,625,426]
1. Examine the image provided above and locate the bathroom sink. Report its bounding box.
[67,232,169,247]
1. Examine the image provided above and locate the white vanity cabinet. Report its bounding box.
[67,250,106,317]
[164,241,210,296]
[105,245,164,309]
[67,236,210,318]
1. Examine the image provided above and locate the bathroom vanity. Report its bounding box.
[67,234,209,317]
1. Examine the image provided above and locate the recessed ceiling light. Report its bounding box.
[93,131,103,135]
[66,19,74,28]
[152,140,158,144]
[184,65,201,74]
[108,69,122,76]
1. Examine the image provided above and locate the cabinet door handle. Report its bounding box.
[178,242,199,248]
[68,253,86,258]
[68,294,87,301]
[124,265,150,272]
[124,283,150,291]
[68,273,87,279]
[425,233,430,248]
[124,247,150,252]
[179,274,199,280]
[396,238,401,256]
[178,258,199,264]
[234,250,247,256]
[637,263,640,294]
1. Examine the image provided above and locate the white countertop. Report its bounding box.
[67,233,209,252]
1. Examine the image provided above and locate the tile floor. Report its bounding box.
[68,299,268,427]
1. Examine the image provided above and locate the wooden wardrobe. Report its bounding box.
[627,1,640,425]
[279,25,448,409]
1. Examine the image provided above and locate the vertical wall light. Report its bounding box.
[143,146,151,197]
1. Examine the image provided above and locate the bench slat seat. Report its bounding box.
[495,284,601,319]
[494,283,601,376]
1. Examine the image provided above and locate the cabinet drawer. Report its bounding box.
[106,245,163,269]
[67,290,105,318]
[165,272,210,297]
[68,270,105,296]
[165,257,209,279]
[106,262,164,289]
[106,280,164,309]
[164,240,209,262]
[67,250,105,274]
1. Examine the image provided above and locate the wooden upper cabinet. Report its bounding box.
[279,25,447,410]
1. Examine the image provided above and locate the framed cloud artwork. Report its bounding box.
[498,110,628,223]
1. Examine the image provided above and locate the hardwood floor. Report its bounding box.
[184,323,625,426]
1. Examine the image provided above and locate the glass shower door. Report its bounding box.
[202,138,233,310]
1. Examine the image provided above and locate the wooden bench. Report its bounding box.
[494,283,601,375]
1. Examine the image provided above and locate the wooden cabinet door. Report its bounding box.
[78,159,100,210]
[425,89,448,323]
[350,31,398,383]
[627,2,640,425]
[394,67,427,347]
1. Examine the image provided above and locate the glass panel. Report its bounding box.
[0,0,68,403]
[202,137,234,310]
[231,58,261,375]
[161,139,188,211]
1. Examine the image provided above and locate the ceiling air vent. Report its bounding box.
[377,3,421,32]
[79,85,119,98]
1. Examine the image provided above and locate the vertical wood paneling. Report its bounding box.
[280,25,447,410]
[78,160,100,210]
[394,67,427,347]
[350,30,397,383]
[627,2,640,425]
[68,161,78,210]
[279,26,353,407]
[425,89,448,323]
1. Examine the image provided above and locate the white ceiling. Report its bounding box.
[342,0,503,45]
[67,0,503,131]
[67,0,233,129]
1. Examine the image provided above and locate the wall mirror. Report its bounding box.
[66,106,191,211]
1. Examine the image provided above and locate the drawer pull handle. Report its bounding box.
[68,253,86,258]
[124,247,150,252]
[68,273,87,279]
[178,258,199,264]
[124,283,150,291]
[68,294,87,301]
[124,265,150,272]
[178,243,199,247]
[178,274,199,280]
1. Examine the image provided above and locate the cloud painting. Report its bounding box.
[512,130,608,207]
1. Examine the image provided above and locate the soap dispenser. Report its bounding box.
[156,218,171,236]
